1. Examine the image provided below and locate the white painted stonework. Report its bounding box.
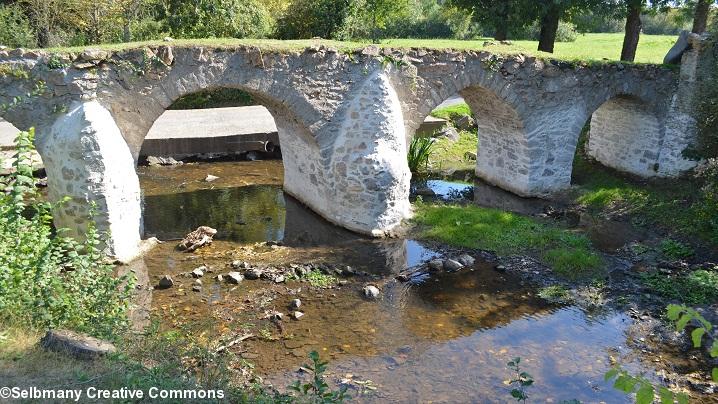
[0,41,708,259]
[39,101,141,262]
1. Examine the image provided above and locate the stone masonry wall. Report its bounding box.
[0,43,702,260]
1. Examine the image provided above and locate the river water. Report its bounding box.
[130,160,669,403]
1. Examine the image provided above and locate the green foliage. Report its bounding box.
[276,0,351,40]
[160,0,274,39]
[303,270,338,288]
[430,130,478,172]
[430,102,472,123]
[513,21,579,42]
[667,304,718,383]
[642,270,718,305]
[337,0,411,42]
[0,4,36,48]
[604,366,688,404]
[408,137,435,173]
[413,203,604,278]
[169,88,255,110]
[537,285,573,303]
[658,239,694,260]
[0,129,133,339]
[289,350,348,403]
[506,357,533,402]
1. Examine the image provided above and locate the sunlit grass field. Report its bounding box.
[44,33,676,65]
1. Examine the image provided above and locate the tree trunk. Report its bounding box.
[123,23,132,42]
[620,4,642,62]
[692,0,711,34]
[494,0,509,41]
[37,26,50,48]
[538,5,560,53]
[495,24,508,41]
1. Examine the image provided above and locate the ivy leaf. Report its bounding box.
[604,368,619,382]
[691,328,706,348]
[666,304,683,321]
[636,384,654,404]
[658,387,674,404]
[676,313,692,331]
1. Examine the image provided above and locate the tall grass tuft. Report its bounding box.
[408,136,435,173]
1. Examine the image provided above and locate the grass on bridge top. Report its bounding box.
[43,33,676,65]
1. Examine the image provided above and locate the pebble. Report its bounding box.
[292,311,304,320]
[290,298,302,309]
[192,285,202,292]
[191,266,205,278]
[494,265,507,272]
[443,259,464,272]
[457,254,475,266]
[428,259,444,272]
[274,275,286,283]
[205,174,219,182]
[245,268,263,280]
[226,271,243,284]
[158,275,174,289]
[363,285,380,299]
[231,260,249,269]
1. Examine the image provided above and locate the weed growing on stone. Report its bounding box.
[537,285,573,303]
[413,203,603,279]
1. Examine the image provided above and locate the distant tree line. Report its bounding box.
[0,0,714,61]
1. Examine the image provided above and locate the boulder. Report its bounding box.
[41,330,116,360]
[437,126,459,142]
[455,115,476,131]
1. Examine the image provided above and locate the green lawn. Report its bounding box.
[42,33,676,65]
[413,202,604,279]
[383,33,676,64]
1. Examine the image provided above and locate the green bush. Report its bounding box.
[0,129,133,339]
[642,270,718,305]
[0,4,36,48]
[276,0,351,39]
[162,0,273,39]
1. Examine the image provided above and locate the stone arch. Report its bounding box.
[583,94,663,177]
[396,65,534,196]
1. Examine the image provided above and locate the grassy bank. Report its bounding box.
[413,202,603,279]
[40,33,675,65]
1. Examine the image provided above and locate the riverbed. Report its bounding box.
[127,160,710,403]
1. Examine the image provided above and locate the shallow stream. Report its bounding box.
[129,160,680,403]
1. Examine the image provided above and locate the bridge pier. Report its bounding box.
[39,101,142,262]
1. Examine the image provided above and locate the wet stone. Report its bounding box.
[158,275,174,289]
[428,259,444,272]
[192,285,202,292]
[226,271,243,284]
[443,259,464,272]
[231,260,250,269]
[191,266,205,278]
[457,254,475,266]
[363,285,380,299]
[245,268,263,280]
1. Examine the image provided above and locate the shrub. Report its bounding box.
[0,4,35,48]
[0,129,133,339]
[276,0,351,39]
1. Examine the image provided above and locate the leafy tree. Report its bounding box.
[690,0,715,33]
[276,0,351,39]
[339,0,411,42]
[19,0,66,47]
[157,0,273,39]
[448,0,529,40]
[0,3,35,47]
[531,0,605,53]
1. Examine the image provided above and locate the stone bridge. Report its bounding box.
[0,39,706,261]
